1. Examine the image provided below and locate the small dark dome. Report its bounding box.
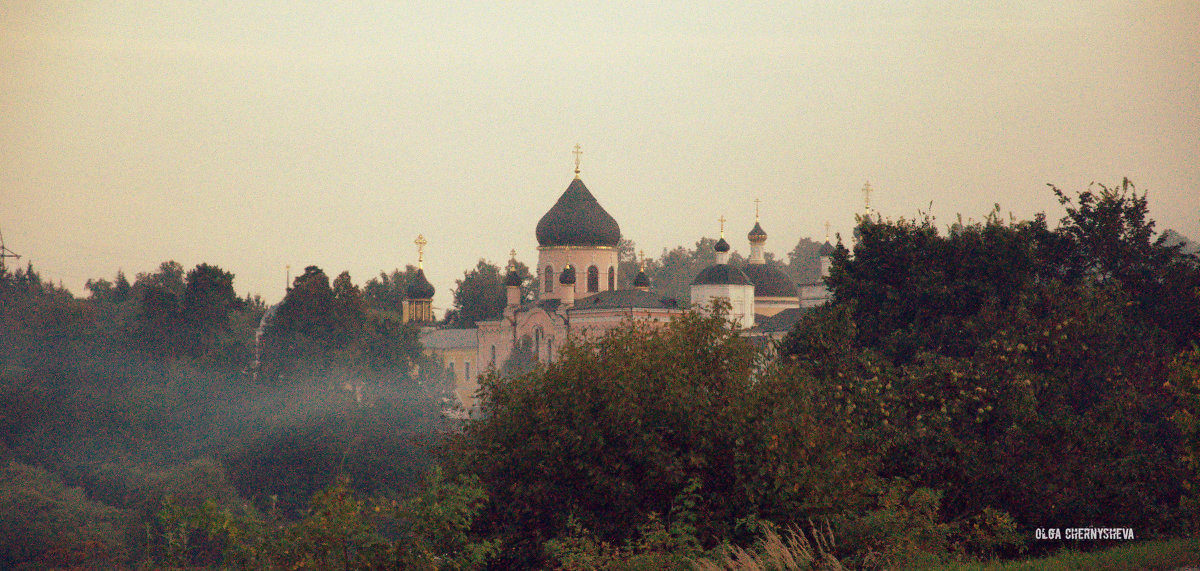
[535,178,621,248]
[504,268,523,287]
[714,237,731,253]
[819,241,836,256]
[406,269,435,299]
[559,265,576,285]
[633,269,650,288]
[741,264,798,298]
[748,221,767,244]
[692,264,752,286]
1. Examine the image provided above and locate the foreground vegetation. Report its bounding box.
[1,180,1197,569]
[932,538,1200,571]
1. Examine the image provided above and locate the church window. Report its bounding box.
[544,266,554,293]
[534,327,543,361]
[490,345,496,365]
[447,361,455,379]
[465,361,471,379]
[608,266,615,291]
[587,266,599,292]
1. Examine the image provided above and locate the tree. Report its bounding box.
[807,185,1197,550]
[784,236,825,285]
[180,263,240,357]
[1049,179,1200,346]
[446,259,533,328]
[362,266,420,315]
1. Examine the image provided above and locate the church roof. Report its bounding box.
[741,264,799,298]
[504,267,523,287]
[559,265,577,284]
[633,269,651,288]
[819,241,836,256]
[748,221,768,243]
[692,264,753,286]
[572,289,681,310]
[420,328,478,350]
[406,269,436,299]
[757,307,809,334]
[714,237,731,253]
[535,178,621,248]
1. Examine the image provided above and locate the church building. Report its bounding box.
[422,147,835,409]
[475,152,684,374]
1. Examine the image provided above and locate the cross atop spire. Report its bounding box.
[718,215,727,237]
[862,180,874,214]
[573,144,583,177]
[414,234,428,269]
[824,221,831,241]
[754,198,761,221]
[638,249,646,270]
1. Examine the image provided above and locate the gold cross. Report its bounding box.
[718,215,726,237]
[573,144,582,176]
[638,249,646,270]
[754,198,761,221]
[824,221,831,241]
[414,234,427,269]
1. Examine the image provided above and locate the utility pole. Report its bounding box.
[0,227,21,276]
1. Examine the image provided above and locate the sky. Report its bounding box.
[3,2,1198,311]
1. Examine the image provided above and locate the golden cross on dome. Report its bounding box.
[573,144,583,177]
[754,198,761,221]
[718,215,727,237]
[824,221,831,241]
[638,249,646,270]
[414,234,427,269]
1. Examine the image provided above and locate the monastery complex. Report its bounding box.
[415,149,834,409]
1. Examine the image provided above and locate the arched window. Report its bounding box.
[547,337,554,362]
[587,265,599,292]
[534,327,543,361]
[447,361,455,379]
[544,266,554,293]
[490,345,496,365]
[464,361,470,379]
[608,266,615,291]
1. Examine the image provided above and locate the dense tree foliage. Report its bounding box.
[0,260,452,567]
[1,179,1196,569]
[445,259,534,328]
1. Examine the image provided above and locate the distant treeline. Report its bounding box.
[0,180,1198,569]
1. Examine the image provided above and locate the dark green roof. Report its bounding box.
[572,289,680,310]
[741,264,798,298]
[714,237,731,252]
[758,307,809,333]
[535,178,621,248]
[819,241,835,256]
[691,264,752,286]
[504,268,523,287]
[748,221,767,242]
[406,269,435,299]
[633,269,650,288]
[559,265,576,284]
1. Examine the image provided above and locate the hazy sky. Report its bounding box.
[4,2,1198,309]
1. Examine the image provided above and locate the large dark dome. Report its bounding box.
[741,264,798,298]
[406,269,436,299]
[535,178,621,248]
[692,264,753,286]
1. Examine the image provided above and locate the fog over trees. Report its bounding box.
[0,181,1198,568]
